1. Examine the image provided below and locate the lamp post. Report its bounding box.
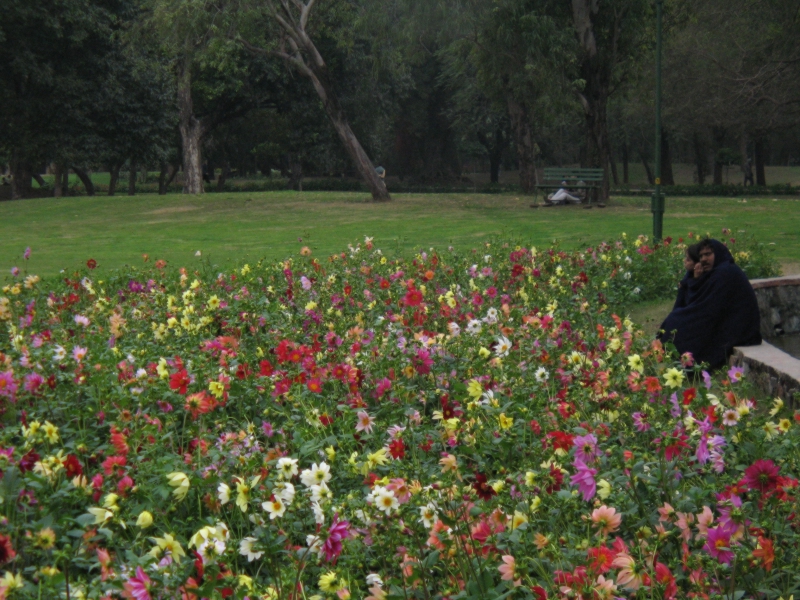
[652,0,665,240]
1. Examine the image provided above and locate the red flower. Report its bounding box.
[645,377,662,393]
[472,473,496,501]
[110,427,129,456]
[742,459,780,493]
[306,378,323,393]
[259,360,274,377]
[544,465,564,493]
[19,449,40,473]
[404,288,423,306]
[682,387,697,405]
[531,586,548,600]
[587,545,615,574]
[319,414,333,427]
[102,455,127,477]
[86,258,97,270]
[389,439,406,460]
[547,431,575,452]
[169,369,190,395]
[0,534,16,564]
[64,454,83,477]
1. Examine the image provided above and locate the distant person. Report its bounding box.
[672,242,704,309]
[659,239,761,369]
[376,166,386,179]
[545,181,581,205]
[743,158,754,186]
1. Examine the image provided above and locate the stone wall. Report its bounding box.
[751,276,800,338]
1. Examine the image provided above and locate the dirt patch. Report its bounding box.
[781,262,800,276]
[146,206,200,216]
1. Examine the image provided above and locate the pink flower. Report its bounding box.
[631,412,650,432]
[23,247,31,260]
[355,411,375,434]
[591,505,622,535]
[695,506,714,539]
[573,434,600,462]
[498,555,520,585]
[374,377,392,398]
[23,372,44,394]
[122,566,152,600]
[570,458,597,501]
[412,349,433,375]
[386,478,411,504]
[703,525,735,564]
[321,515,350,562]
[0,371,18,400]
[72,346,88,363]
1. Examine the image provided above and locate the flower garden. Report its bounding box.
[0,232,795,600]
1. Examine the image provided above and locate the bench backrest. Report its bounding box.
[542,168,605,183]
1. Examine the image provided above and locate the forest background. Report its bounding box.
[2,0,799,202]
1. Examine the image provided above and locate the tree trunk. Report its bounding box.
[712,127,726,185]
[158,162,168,195]
[53,164,65,198]
[621,141,629,184]
[754,136,767,186]
[660,128,675,186]
[303,69,389,200]
[9,153,32,200]
[288,155,303,191]
[62,169,70,193]
[507,97,536,194]
[692,132,706,184]
[108,163,121,196]
[639,151,654,185]
[32,172,46,188]
[608,143,619,186]
[217,160,230,191]
[478,128,507,185]
[178,59,205,195]
[128,161,137,196]
[72,166,96,196]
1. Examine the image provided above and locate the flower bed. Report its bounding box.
[0,233,793,600]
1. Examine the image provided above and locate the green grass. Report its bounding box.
[1,191,799,280]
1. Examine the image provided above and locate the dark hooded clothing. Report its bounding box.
[659,240,761,369]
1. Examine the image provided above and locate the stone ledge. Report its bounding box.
[751,276,800,290]
[731,342,800,405]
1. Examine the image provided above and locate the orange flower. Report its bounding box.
[752,536,775,572]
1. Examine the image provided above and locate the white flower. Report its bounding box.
[197,537,226,563]
[311,501,325,525]
[534,367,549,382]
[300,462,331,488]
[52,345,66,363]
[466,319,482,335]
[262,498,287,520]
[623,271,632,280]
[276,457,299,479]
[633,287,641,295]
[371,486,399,515]
[484,307,498,324]
[217,482,231,505]
[273,481,295,504]
[310,482,333,503]
[447,322,460,337]
[419,502,438,528]
[239,537,263,562]
[366,574,384,587]
[306,534,323,555]
[495,335,512,357]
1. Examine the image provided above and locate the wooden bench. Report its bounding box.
[532,167,605,207]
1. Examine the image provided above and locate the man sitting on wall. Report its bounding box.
[658,238,761,369]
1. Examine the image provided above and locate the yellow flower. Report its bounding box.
[439,454,459,474]
[33,528,56,549]
[597,479,611,500]
[238,574,254,590]
[235,475,260,513]
[627,354,644,373]
[769,398,784,417]
[498,413,514,430]
[207,295,220,310]
[318,571,340,593]
[136,511,154,528]
[167,472,190,501]
[1,572,24,591]
[779,418,792,433]
[524,471,536,487]
[478,347,491,358]
[763,421,779,439]
[42,421,59,443]
[306,301,318,311]
[511,510,528,530]
[467,379,483,399]
[663,368,684,389]
[151,533,186,562]
[325,446,336,461]
[209,381,225,398]
[102,493,120,511]
[88,507,114,525]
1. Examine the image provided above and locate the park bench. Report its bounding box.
[533,167,605,208]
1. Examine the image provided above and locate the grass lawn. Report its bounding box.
[1,191,798,280]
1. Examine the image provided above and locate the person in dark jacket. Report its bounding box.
[659,239,761,369]
[672,242,703,310]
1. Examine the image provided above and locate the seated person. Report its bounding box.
[672,242,703,309]
[545,181,581,205]
[658,238,761,369]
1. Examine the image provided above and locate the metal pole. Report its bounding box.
[652,0,665,240]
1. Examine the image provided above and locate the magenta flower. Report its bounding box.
[703,525,735,564]
[122,566,152,600]
[23,247,31,260]
[321,515,351,562]
[23,372,44,394]
[727,366,744,383]
[374,377,392,398]
[412,349,433,375]
[570,458,597,501]
[573,434,600,462]
[632,412,650,432]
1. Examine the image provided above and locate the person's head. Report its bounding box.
[684,243,701,272]
[698,240,716,272]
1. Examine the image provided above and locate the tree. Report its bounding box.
[570,0,653,201]
[236,0,390,201]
